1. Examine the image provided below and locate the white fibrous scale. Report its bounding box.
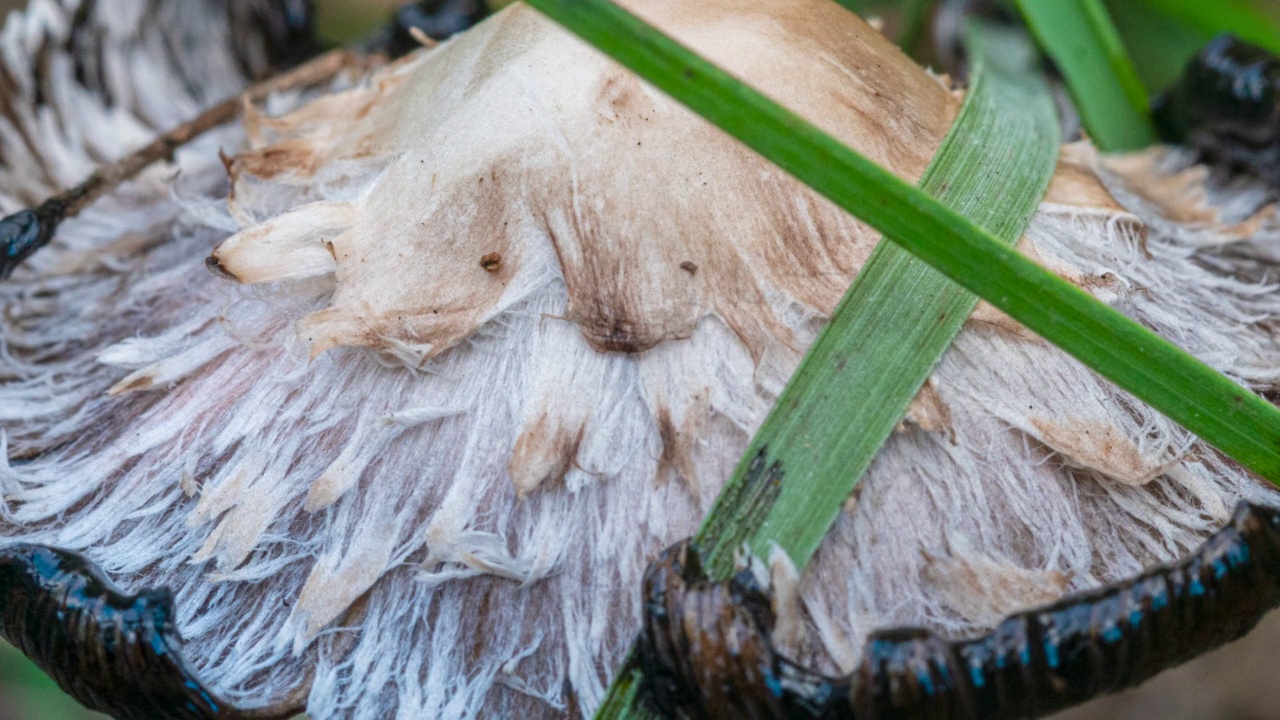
[2,0,1279,718]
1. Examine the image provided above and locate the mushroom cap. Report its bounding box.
[2,1,1280,718]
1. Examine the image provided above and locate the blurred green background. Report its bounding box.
[315,0,402,42]
[0,649,101,720]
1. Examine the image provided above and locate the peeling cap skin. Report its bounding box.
[4,1,1280,719]
[213,0,960,363]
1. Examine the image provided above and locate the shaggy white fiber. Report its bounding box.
[2,1,1279,718]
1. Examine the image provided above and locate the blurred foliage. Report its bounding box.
[0,641,103,720]
[315,0,402,42]
[1017,0,1157,151]
[314,0,513,42]
[1105,0,1280,94]
[1105,0,1216,94]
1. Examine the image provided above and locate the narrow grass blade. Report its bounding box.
[697,21,1059,576]
[588,11,1059,717]
[591,16,1059,717]
[520,0,1280,715]
[523,0,1280,520]
[1017,0,1158,151]
[593,14,1061,720]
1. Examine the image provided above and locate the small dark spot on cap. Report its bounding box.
[680,261,698,274]
[480,252,502,272]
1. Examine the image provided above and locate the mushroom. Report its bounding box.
[2,0,1279,718]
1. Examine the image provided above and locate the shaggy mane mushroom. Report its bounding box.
[2,1,1280,718]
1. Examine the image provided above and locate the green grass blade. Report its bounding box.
[519,0,1280,715]
[1017,0,1158,151]
[592,17,1059,720]
[1135,0,1280,54]
[522,0,1280,505]
[696,21,1059,576]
